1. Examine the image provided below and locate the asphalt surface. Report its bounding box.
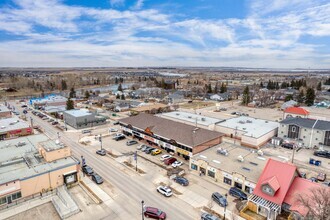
[16,104,200,220]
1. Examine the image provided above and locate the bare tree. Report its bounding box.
[294,187,330,219]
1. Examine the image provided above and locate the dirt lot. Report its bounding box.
[6,202,60,220]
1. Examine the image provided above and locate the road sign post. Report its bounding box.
[134,151,137,171]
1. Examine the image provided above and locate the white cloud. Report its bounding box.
[131,0,145,10]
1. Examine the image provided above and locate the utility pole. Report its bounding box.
[233,126,238,145]
[99,134,103,150]
[134,151,138,171]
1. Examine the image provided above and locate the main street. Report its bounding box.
[16,104,200,220]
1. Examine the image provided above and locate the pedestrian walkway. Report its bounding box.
[80,176,114,206]
[52,185,80,219]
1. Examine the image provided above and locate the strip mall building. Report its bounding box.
[119,113,224,159]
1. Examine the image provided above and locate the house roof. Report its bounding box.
[262,176,280,192]
[119,113,223,147]
[280,117,330,131]
[253,159,297,205]
[283,177,320,217]
[284,107,309,115]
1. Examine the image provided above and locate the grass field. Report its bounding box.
[180,101,216,109]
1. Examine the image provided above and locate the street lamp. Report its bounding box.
[223,193,228,220]
[141,200,144,220]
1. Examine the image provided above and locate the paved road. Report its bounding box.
[17,105,199,220]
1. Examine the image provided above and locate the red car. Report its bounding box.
[164,157,177,165]
[144,207,166,219]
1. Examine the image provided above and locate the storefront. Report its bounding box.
[63,171,78,185]
[223,172,233,186]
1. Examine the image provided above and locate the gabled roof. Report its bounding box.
[284,107,309,115]
[253,159,297,205]
[280,117,330,131]
[262,176,280,192]
[283,177,320,217]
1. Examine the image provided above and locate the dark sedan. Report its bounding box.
[91,173,103,184]
[82,165,94,176]
[212,192,228,207]
[173,176,189,186]
[313,150,330,159]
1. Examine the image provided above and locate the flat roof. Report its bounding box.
[158,111,225,126]
[64,109,92,117]
[0,104,10,113]
[216,116,279,138]
[0,117,30,133]
[40,139,67,151]
[0,134,78,185]
[191,143,285,183]
[30,95,67,104]
[119,113,223,147]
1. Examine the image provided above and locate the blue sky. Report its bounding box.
[0,0,329,68]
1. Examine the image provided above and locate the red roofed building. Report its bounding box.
[284,107,310,119]
[243,159,320,220]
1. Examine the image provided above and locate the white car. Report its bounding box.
[172,161,183,168]
[156,186,173,197]
[112,133,124,139]
[109,128,118,132]
[160,154,171,161]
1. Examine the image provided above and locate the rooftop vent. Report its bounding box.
[217,148,228,156]
[16,141,26,147]
[238,121,245,124]
[265,121,269,123]
[201,118,206,121]
[188,116,192,118]
[257,150,264,156]
[237,155,244,162]
[246,120,252,123]
[176,113,180,115]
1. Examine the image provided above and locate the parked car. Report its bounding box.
[151,149,162,155]
[281,143,294,149]
[126,140,138,146]
[156,186,173,197]
[160,155,172,161]
[48,119,54,122]
[109,128,118,132]
[317,173,326,182]
[51,121,59,125]
[113,133,126,141]
[145,147,155,154]
[141,145,150,152]
[212,192,228,207]
[164,157,177,165]
[229,187,247,200]
[113,121,119,125]
[322,181,330,187]
[21,105,27,108]
[91,173,103,184]
[313,150,330,159]
[171,161,183,168]
[143,207,166,220]
[82,165,94,176]
[309,177,318,182]
[231,112,237,115]
[96,149,107,156]
[173,176,189,186]
[82,129,91,134]
[201,213,220,220]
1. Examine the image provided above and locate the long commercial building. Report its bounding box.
[0,117,33,140]
[119,113,224,159]
[0,134,80,207]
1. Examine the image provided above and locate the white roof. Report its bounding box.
[64,109,92,117]
[158,111,224,126]
[0,117,30,133]
[0,105,10,113]
[216,116,279,138]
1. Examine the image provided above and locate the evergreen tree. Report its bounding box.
[324,78,330,85]
[117,83,123,92]
[214,82,219,94]
[84,90,90,99]
[66,98,74,110]
[297,90,304,104]
[275,82,280,90]
[285,94,293,102]
[305,87,315,106]
[61,80,67,90]
[116,94,120,99]
[115,77,118,84]
[207,83,212,93]
[317,82,322,91]
[220,83,227,93]
[121,94,125,100]
[260,82,264,88]
[176,79,179,86]
[69,87,76,98]
[161,78,165,89]
[242,86,250,105]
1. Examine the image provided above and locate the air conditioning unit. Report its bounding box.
[201,118,206,121]
[257,150,264,156]
[238,155,244,162]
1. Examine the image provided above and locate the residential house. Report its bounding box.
[283,107,310,119]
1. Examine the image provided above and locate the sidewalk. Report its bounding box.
[81,176,114,206]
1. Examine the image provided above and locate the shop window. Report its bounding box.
[234,182,243,189]
[0,197,7,205]
[224,177,232,185]
[191,164,198,170]
[207,170,215,178]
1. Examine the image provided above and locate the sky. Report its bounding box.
[0,0,329,68]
